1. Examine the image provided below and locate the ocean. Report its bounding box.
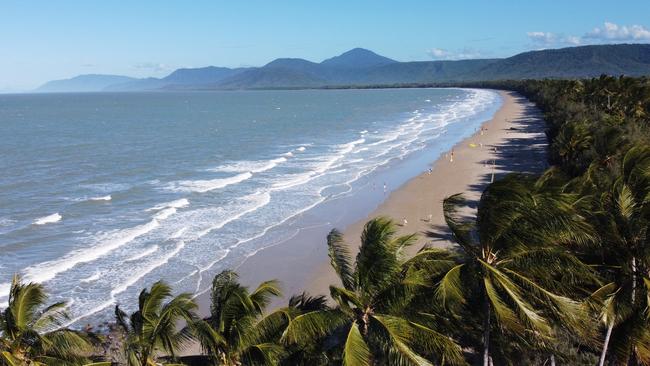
[0,88,501,325]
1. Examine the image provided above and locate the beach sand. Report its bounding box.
[304,90,548,296]
[194,90,547,316]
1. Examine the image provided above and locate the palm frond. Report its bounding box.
[327,229,356,291]
[9,274,47,331]
[249,280,282,314]
[191,319,227,356]
[481,262,551,336]
[483,276,524,334]
[355,217,402,298]
[330,286,363,313]
[240,342,285,366]
[442,194,478,255]
[615,184,636,220]
[288,292,329,312]
[407,319,466,365]
[281,309,348,345]
[371,315,433,366]
[342,321,371,366]
[140,281,172,321]
[242,308,294,347]
[33,302,69,333]
[435,264,466,308]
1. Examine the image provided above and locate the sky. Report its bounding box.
[2,0,650,91]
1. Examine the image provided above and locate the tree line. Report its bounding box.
[1,75,649,365]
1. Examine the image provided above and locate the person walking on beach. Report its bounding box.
[450,149,454,162]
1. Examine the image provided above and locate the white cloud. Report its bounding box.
[527,22,650,49]
[428,47,484,60]
[527,31,556,45]
[527,31,581,48]
[429,48,452,59]
[565,36,582,45]
[585,21,650,42]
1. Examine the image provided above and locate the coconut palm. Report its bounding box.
[282,217,465,366]
[584,146,650,365]
[437,174,597,366]
[279,292,331,366]
[192,270,289,365]
[0,274,94,366]
[114,281,198,366]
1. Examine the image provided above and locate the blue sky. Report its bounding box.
[2,0,650,91]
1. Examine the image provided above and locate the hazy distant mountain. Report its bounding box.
[104,66,249,91]
[214,67,327,89]
[36,74,136,92]
[34,44,650,92]
[163,66,243,84]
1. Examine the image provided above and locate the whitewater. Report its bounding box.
[0,88,501,322]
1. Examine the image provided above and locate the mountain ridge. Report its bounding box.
[33,44,650,92]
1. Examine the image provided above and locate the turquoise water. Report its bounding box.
[0,88,500,324]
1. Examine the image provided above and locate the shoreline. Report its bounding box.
[305,90,547,296]
[193,90,547,319]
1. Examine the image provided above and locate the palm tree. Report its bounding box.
[280,292,331,366]
[0,274,94,366]
[192,270,288,365]
[437,174,596,366]
[282,217,465,366]
[114,281,198,366]
[583,146,650,365]
[551,120,594,176]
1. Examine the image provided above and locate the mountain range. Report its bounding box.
[35,44,650,92]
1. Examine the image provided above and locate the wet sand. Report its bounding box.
[182,90,547,356]
[194,90,547,314]
[304,90,547,297]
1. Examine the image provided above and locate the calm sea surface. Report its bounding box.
[0,88,500,324]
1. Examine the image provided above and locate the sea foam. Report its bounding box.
[22,198,189,284]
[33,213,62,225]
[168,172,252,193]
[211,157,287,174]
[89,195,112,201]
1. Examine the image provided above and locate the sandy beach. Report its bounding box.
[217,90,548,308]
[304,90,547,296]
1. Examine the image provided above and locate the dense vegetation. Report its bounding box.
[3,75,650,365]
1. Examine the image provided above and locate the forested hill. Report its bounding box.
[34,44,650,92]
[472,44,650,80]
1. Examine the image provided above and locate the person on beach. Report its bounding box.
[450,149,454,162]
[402,217,408,226]
[383,182,387,194]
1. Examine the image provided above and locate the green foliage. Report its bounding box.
[0,275,95,365]
[192,270,292,366]
[6,74,650,365]
[114,281,198,366]
[283,217,466,366]
[471,75,650,365]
